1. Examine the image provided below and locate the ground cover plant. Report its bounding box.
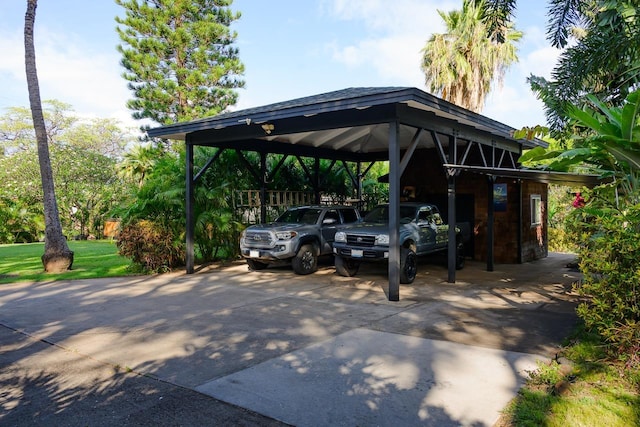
[498,327,640,426]
[0,240,135,284]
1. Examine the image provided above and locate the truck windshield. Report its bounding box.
[364,205,417,223]
[276,208,322,224]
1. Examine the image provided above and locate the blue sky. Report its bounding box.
[0,1,561,130]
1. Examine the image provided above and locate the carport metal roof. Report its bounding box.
[147,86,600,301]
[148,86,542,157]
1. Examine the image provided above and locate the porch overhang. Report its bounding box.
[443,164,608,187]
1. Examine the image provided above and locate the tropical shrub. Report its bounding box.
[0,197,44,243]
[520,88,640,364]
[117,219,184,272]
[520,89,640,201]
[547,185,579,252]
[115,147,243,266]
[566,189,640,364]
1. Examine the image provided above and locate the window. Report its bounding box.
[339,208,359,224]
[531,194,542,226]
[417,207,432,223]
[323,210,340,224]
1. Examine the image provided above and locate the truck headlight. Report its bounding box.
[275,231,297,240]
[375,234,389,245]
[334,231,346,242]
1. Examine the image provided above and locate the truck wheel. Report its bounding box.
[455,240,465,270]
[247,259,268,271]
[335,255,360,277]
[292,244,318,275]
[400,248,417,284]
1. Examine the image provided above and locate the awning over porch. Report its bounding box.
[443,164,608,187]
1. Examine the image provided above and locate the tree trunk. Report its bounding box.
[24,0,73,272]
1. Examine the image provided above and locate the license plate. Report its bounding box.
[250,250,260,258]
[351,249,363,258]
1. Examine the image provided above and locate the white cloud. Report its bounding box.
[325,0,457,34]
[328,34,425,86]
[323,0,458,88]
[0,32,24,80]
[483,84,547,129]
[322,0,560,128]
[36,29,130,115]
[481,26,562,128]
[520,46,562,80]
[0,26,134,127]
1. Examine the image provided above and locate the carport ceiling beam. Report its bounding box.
[323,127,372,151]
[319,159,338,188]
[267,154,290,183]
[431,130,448,165]
[459,139,474,165]
[295,156,315,189]
[286,131,314,144]
[189,104,397,146]
[399,128,424,176]
[310,128,353,147]
[396,104,522,152]
[194,147,224,183]
[236,150,262,183]
[341,160,358,189]
[190,138,385,162]
[361,161,377,177]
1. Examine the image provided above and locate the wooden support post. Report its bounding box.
[487,176,495,272]
[260,152,267,223]
[387,121,400,301]
[314,157,321,204]
[185,138,195,274]
[356,161,362,201]
[447,135,457,283]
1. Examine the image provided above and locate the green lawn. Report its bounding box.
[0,240,137,284]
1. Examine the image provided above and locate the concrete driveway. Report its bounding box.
[0,253,583,426]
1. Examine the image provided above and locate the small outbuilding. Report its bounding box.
[148,87,600,301]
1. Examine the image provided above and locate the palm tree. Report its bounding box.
[480,0,582,47]
[24,0,73,272]
[421,0,522,113]
[117,144,165,188]
[481,1,640,131]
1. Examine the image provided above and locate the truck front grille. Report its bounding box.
[243,231,275,248]
[345,234,376,247]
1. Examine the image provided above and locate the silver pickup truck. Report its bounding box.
[332,203,465,283]
[240,205,361,275]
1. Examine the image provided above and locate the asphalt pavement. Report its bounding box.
[0,253,583,426]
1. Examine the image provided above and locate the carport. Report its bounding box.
[147,87,554,301]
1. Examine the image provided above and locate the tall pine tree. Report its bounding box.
[115,0,245,125]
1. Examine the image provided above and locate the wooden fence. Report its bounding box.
[234,190,365,224]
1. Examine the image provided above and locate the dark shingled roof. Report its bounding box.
[146,86,607,186]
[147,86,537,148]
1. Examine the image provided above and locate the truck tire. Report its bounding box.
[335,255,360,277]
[400,247,417,284]
[247,259,268,271]
[455,239,465,270]
[292,244,318,275]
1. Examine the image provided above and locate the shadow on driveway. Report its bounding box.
[0,252,583,426]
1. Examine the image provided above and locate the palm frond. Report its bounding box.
[546,0,585,48]
[478,0,517,42]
